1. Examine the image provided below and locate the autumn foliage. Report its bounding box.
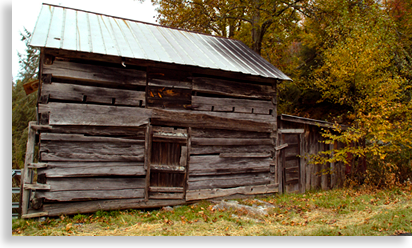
[151,0,412,187]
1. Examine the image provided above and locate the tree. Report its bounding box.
[12,28,39,169]
[151,0,307,55]
[298,0,412,186]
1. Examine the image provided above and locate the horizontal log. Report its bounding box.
[37,189,145,202]
[28,163,48,169]
[219,152,272,158]
[190,128,270,139]
[24,183,50,190]
[186,184,279,201]
[151,109,273,133]
[192,77,275,100]
[192,96,274,114]
[22,212,49,219]
[35,125,146,137]
[188,173,272,190]
[42,82,145,106]
[42,199,186,217]
[189,156,271,176]
[278,129,305,134]
[38,102,152,127]
[149,192,184,200]
[46,178,146,191]
[38,165,146,177]
[150,165,185,172]
[41,161,144,168]
[149,186,184,193]
[190,145,273,155]
[191,138,274,146]
[43,60,146,86]
[40,133,145,143]
[40,142,145,162]
[198,110,276,123]
[148,78,192,89]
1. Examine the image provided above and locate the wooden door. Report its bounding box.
[279,129,304,193]
[148,126,188,200]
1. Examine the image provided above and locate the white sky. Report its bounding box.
[11,0,157,81]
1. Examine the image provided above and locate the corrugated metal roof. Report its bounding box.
[30,3,291,81]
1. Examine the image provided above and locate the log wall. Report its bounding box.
[26,50,279,217]
[279,118,346,192]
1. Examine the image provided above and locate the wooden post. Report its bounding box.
[182,127,191,200]
[144,124,152,201]
[299,133,306,193]
[21,121,37,217]
[277,132,283,194]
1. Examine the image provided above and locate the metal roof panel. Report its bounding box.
[30,4,291,81]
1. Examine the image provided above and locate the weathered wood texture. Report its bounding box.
[42,82,146,106]
[192,77,275,100]
[43,60,146,86]
[279,117,346,192]
[186,184,278,201]
[192,96,274,114]
[188,125,275,192]
[21,122,37,217]
[42,198,186,217]
[151,109,273,132]
[27,49,288,217]
[38,103,152,126]
[40,141,145,162]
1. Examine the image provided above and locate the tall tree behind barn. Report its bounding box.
[20,3,344,218]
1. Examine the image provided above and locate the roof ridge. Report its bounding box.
[41,3,237,41]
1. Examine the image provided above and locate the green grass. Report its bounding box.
[12,185,412,236]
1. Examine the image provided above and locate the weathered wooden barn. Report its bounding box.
[20,4,345,218]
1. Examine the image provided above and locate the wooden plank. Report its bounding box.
[275,143,289,150]
[189,156,271,176]
[330,142,337,188]
[187,173,272,190]
[180,146,188,166]
[33,125,146,137]
[190,145,273,155]
[186,184,279,201]
[24,183,50,190]
[219,152,272,158]
[40,133,145,143]
[190,128,270,139]
[37,189,145,201]
[42,198,186,217]
[38,102,152,127]
[38,165,146,177]
[21,121,36,216]
[28,163,48,169]
[144,125,152,200]
[42,82,146,106]
[148,78,192,89]
[22,212,49,219]
[192,77,275,100]
[149,187,184,193]
[299,133,306,193]
[150,165,185,172]
[40,142,145,162]
[151,108,273,132]
[41,161,143,168]
[192,96,274,114]
[43,60,146,86]
[278,129,305,134]
[191,138,274,146]
[194,110,276,122]
[149,192,184,200]
[46,178,146,191]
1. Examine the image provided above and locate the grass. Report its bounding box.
[12,184,412,236]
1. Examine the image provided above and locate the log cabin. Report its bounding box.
[20,3,345,218]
